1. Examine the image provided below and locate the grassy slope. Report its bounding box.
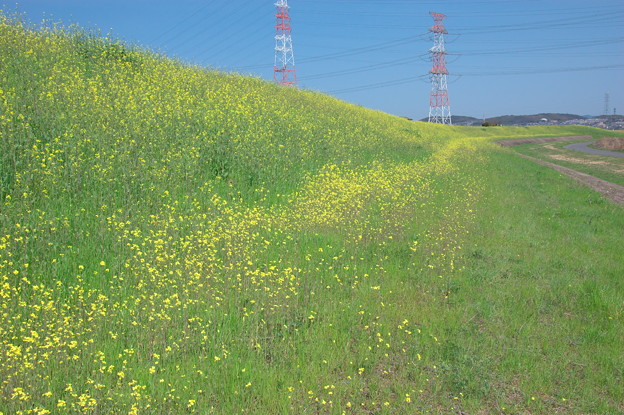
[1,15,622,414]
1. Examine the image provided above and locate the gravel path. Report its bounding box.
[564,141,624,158]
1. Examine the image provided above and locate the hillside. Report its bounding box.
[487,113,583,125]
[428,113,587,126]
[1,14,623,414]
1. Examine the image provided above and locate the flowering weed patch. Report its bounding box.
[1,14,623,414]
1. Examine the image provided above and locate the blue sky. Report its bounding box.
[6,0,624,119]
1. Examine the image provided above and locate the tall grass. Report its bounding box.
[1,13,622,414]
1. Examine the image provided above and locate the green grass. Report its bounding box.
[588,143,624,153]
[1,13,623,414]
[445,148,624,412]
[511,137,624,187]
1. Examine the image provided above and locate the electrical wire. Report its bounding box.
[144,0,623,102]
[327,74,428,94]
[150,0,226,46]
[327,64,623,95]
[231,32,429,71]
[300,54,428,80]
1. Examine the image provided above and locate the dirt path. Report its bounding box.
[496,137,624,207]
[516,153,624,206]
[497,136,592,147]
[564,141,624,158]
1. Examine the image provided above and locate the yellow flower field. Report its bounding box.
[2,12,623,414]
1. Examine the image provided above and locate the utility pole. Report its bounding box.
[274,0,297,86]
[428,12,452,124]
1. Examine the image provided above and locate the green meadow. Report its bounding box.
[512,138,624,187]
[1,14,623,414]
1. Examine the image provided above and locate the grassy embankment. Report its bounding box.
[1,14,623,414]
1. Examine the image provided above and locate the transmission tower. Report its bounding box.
[604,92,610,116]
[274,0,297,86]
[428,12,452,124]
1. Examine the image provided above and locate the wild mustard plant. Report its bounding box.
[2,13,622,414]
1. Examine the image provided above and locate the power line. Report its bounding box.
[452,37,624,56]
[194,2,269,62]
[298,33,429,64]
[327,64,624,95]
[302,14,623,32]
[149,0,225,46]
[300,54,428,81]
[456,64,624,77]
[286,35,623,82]
[232,32,429,71]
[327,74,428,94]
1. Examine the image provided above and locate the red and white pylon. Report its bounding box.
[428,12,452,124]
[274,0,297,86]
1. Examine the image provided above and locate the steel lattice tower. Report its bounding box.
[428,12,452,124]
[274,0,297,86]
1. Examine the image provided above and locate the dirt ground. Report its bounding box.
[548,154,612,167]
[497,136,624,207]
[496,136,592,147]
[516,153,624,207]
[595,137,624,151]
